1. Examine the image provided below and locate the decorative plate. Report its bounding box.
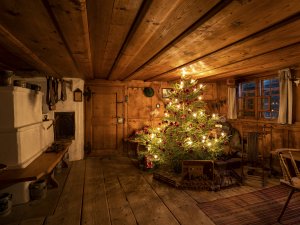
[143,87,154,97]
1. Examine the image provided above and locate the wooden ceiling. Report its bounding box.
[0,0,299,81]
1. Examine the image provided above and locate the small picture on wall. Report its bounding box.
[162,88,172,98]
[73,88,82,102]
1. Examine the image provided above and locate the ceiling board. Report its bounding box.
[0,0,299,81]
[108,0,220,80]
[127,0,300,81]
[46,0,93,79]
[149,14,300,81]
[87,0,143,79]
[0,0,80,77]
[0,24,57,74]
[155,42,300,82]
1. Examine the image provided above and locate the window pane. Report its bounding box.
[264,89,270,96]
[271,79,279,87]
[245,98,255,110]
[263,112,271,119]
[260,98,269,110]
[271,79,279,95]
[262,79,270,96]
[271,96,279,111]
[242,82,256,91]
[242,82,256,96]
[271,111,278,118]
[263,80,270,89]
[237,77,279,120]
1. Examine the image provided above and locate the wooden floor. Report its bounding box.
[0,156,280,225]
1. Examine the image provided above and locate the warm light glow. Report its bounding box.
[180,81,184,87]
[175,98,178,103]
[165,113,169,117]
[187,141,193,145]
[202,135,206,140]
[191,79,195,84]
[202,140,205,143]
[181,68,186,77]
[177,104,180,109]
[193,113,197,117]
[154,154,158,159]
[207,142,212,146]
[200,111,204,115]
[199,84,203,88]
[191,65,196,73]
[198,96,202,100]
[212,114,216,118]
[221,132,225,137]
[151,134,155,139]
[158,139,162,143]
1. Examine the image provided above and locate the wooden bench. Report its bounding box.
[0,140,71,189]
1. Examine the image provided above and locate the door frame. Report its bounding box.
[85,81,126,156]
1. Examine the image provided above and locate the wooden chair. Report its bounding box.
[275,148,300,222]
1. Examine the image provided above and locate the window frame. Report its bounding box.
[237,76,279,121]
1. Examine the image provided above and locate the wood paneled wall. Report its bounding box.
[85,80,170,154]
[209,69,300,151]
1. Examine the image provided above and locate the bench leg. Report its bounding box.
[47,171,59,188]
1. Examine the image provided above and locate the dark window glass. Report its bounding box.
[238,77,279,120]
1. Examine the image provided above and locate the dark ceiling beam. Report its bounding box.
[107,0,152,80]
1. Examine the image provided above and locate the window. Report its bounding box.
[237,77,279,120]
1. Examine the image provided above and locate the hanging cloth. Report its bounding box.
[278,68,293,124]
[57,79,61,101]
[227,87,237,119]
[53,78,59,103]
[47,76,56,108]
[61,79,67,101]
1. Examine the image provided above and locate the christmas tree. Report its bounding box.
[134,74,228,171]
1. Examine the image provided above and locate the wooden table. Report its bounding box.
[0,141,71,188]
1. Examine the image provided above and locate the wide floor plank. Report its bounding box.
[143,173,214,225]
[105,176,137,225]
[45,160,85,225]
[81,158,110,225]
[20,217,45,225]
[119,174,180,225]
[1,156,282,225]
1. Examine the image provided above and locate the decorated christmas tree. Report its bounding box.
[134,74,228,171]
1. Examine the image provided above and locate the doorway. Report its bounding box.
[85,85,124,156]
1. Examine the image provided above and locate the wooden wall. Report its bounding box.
[86,70,300,156]
[126,81,170,138]
[209,69,300,151]
[85,80,170,154]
